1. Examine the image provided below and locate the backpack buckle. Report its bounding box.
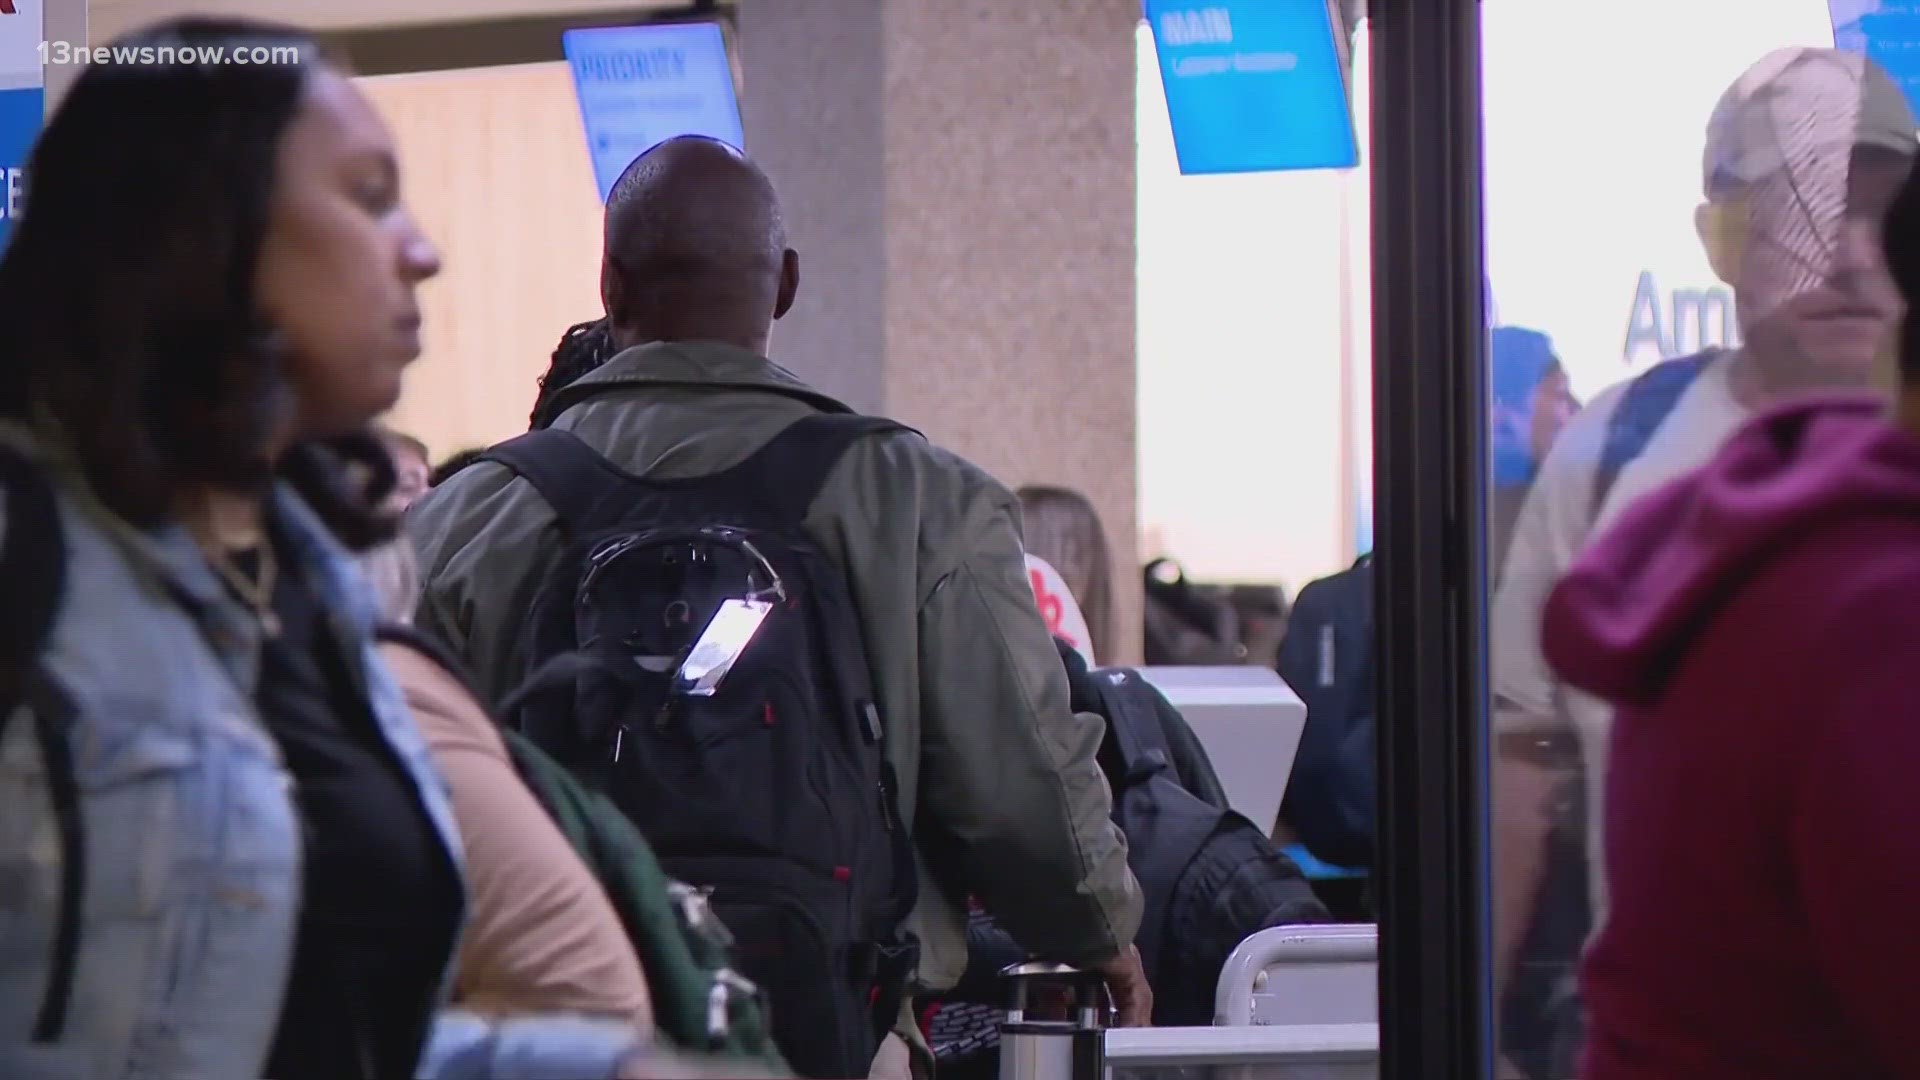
[669,881,735,950]
[705,967,760,1045]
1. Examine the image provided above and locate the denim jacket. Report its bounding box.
[0,427,643,1080]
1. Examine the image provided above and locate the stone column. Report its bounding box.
[739,0,1141,661]
[43,0,86,113]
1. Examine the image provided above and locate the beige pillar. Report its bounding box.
[739,0,1142,661]
[43,0,86,113]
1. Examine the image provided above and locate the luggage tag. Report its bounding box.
[670,598,772,697]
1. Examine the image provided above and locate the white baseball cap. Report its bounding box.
[1702,46,1918,198]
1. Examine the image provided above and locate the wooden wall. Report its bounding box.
[358,63,606,462]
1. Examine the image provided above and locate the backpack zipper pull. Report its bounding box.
[613,725,626,762]
[877,769,901,834]
[706,980,730,1044]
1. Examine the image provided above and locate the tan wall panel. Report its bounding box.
[739,0,1142,661]
[360,63,605,461]
[882,0,1141,662]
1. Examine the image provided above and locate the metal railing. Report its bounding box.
[1106,1022,1378,1074]
[1215,924,1377,1028]
[996,926,1382,1080]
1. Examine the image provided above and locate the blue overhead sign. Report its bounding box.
[1144,0,1357,175]
[563,21,745,204]
[1832,1,1920,115]
[0,0,43,252]
[0,87,36,249]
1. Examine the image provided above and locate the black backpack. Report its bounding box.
[374,624,783,1066]
[929,644,1327,1051]
[1276,552,1375,871]
[0,444,64,729]
[1076,652,1328,1026]
[475,413,919,1080]
[1141,559,1247,666]
[0,444,84,1047]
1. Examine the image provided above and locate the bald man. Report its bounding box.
[407,138,1147,1080]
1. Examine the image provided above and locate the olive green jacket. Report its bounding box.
[406,341,1142,992]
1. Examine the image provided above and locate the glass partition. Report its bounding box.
[1483,4,1911,1076]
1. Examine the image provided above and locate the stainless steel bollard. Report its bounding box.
[997,961,1109,1080]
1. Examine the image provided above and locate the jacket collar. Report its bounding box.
[0,420,377,682]
[547,339,854,417]
[0,420,228,614]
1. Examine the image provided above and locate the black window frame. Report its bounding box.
[1368,0,1492,1076]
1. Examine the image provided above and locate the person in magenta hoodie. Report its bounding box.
[1541,153,1920,1078]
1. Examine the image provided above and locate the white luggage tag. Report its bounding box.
[670,598,773,697]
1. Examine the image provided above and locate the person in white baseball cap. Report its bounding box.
[1490,46,1918,1080]
[1700,45,1919,395]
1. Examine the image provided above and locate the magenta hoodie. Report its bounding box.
[1543,396,1920,1080]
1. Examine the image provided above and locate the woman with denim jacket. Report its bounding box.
[0,17,673,1080]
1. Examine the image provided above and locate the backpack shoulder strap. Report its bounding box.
[1150,689,1232,811]
[1351,554,1376,683]
[0,445,84,1042]
[478,429,638,537]
[1092,667,1177,782]
[1590,351,1715,520]
[731,414,916,525]
[0,443,66,741]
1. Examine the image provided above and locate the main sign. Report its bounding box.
[1832,1,1920,113]
[1144,0,1358,174]
[563,20,745,204]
